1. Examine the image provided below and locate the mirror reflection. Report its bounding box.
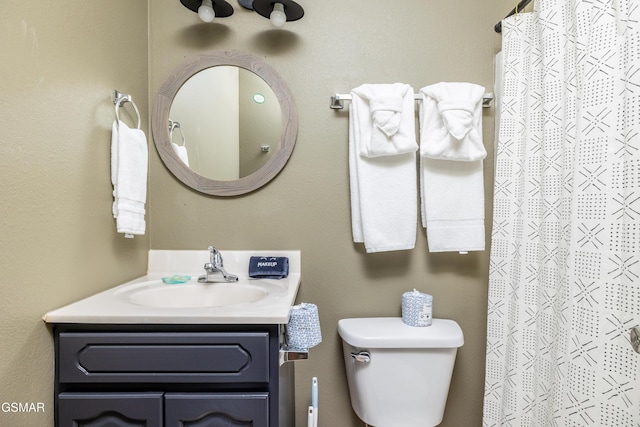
[152,50,298,196]
[168,66,282,181]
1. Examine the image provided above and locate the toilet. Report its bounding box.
[337,317,464,427]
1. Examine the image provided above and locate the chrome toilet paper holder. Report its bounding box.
[279,324,310,365]
[279,347,309,364]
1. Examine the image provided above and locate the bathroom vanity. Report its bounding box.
[44,250,301,427]
[55,323,283,426]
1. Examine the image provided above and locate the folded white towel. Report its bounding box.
[419,83,486,253]
[111,120,148,238]
[351,83,418,158]
[419,82,486,161]
[420,158,485,252]
[171,142,190,167]
[349,84,417,253]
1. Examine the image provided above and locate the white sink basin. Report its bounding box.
[43,250,301,324]
[117,280,285,308]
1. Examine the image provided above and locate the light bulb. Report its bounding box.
[198,0,216,22]
[270,3,287,27]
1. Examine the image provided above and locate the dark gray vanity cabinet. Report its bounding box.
[53,324,281,427]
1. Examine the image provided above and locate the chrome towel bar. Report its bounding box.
[330,92,494,110]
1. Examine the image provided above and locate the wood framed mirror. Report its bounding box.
[152,50,298,196]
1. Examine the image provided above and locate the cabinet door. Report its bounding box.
[58,392,163,427]
[165,393,269,427]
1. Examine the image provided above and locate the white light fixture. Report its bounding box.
[198,0,216,22]
[180,0,234,22]
[269,3,286,27]
[251,0,304,28]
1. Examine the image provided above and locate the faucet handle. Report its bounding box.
[208,246,223,267]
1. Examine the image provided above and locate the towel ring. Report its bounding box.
[113,91,141,129]
[169,120,186,147]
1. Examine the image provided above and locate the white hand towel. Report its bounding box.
[111,120,120,219]
[349,85,417,253]
[419,82,486,161]
[111,120,148,238]
[419,83,486,253]
[171,142,190,167]
[351,83,418,158]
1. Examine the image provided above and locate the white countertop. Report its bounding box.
[43,250,301,325]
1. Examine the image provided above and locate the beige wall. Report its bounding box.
[0,0,519,425]
[0,2,149,425]
[149,1,512,426]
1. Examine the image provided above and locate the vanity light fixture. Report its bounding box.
[249,0,304,27]
[180,0,234,22]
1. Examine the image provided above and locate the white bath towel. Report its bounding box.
[419,83,486,252]
[420,158,485,252]
[419,82,486,161]
[111,120,148,238]
[351,83,418,158]
[349,84,417,253]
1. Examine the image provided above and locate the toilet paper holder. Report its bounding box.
[279,324,310,364]
[279,347,309,365]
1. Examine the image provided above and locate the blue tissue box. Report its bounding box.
[249,256,289,279]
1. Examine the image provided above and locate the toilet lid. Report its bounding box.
[338,317,464,348]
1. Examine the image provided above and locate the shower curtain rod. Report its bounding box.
[494,0,533,33]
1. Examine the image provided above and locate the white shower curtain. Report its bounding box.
[484,1,640,426]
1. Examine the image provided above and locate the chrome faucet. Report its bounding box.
[198,246,239,283]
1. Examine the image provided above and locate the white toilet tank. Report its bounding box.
[337,317,464,427]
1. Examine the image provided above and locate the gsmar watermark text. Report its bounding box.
[2,402,45,413]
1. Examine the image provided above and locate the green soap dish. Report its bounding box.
[161,275,191,284]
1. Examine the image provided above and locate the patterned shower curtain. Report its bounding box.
[484,1,640,426]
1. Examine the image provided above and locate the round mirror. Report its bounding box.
[152,50,298,196]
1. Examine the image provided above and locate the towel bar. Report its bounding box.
[330,92,494,110]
